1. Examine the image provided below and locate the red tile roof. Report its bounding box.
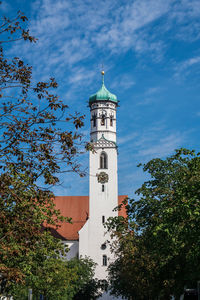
[118,195,128,218]
[53,195,128,240]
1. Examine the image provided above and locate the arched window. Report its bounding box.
[100,152,108,169]
[101,115,105,125]
[103,255,107,266]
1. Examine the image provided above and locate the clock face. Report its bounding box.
[97,171,109,184]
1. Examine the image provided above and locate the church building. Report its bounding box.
[54,72,127,299]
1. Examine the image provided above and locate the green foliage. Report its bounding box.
[73,278,103,300]
[10,257,99,300]
[107,149,200,299]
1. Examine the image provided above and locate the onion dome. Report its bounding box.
[89,71,118,105]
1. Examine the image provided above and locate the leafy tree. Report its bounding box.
[107,149,200,299]
[0,8,87,294]
[73,278,103,300]
[11,257,99,300]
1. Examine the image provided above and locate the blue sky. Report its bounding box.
[2,0,200,198]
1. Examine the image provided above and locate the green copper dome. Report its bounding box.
[89,72,118,105]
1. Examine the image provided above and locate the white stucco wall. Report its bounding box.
[79,219,89,257]
[79,101,119,282]
[63,240,79,260]
[81,146,118,279]
[79,99,124,299]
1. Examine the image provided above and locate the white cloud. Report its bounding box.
[145,87,162,95]
[118,132,138,145]
[118,128,185,196]
[119,120,185,167]
[136,87,162,106]
[137,97,156,106]
[170,0,200,21]
[111,74,135,90]
[94,0,171,54]
[7,0,200,96]
[138,133,184,158]
[68,67,95,85]
[9,0,173,76]
[180,56,200,69]
[174,56,200,81]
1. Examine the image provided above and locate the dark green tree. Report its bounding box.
[73,278,103,300]
[11,257,99,300]
[107,149,200,299]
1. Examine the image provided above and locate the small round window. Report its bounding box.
[101,243,106,250]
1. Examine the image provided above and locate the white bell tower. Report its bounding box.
[79,71,119,294]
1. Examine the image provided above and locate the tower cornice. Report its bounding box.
[92,134,118,149]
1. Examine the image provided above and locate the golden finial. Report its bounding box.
[101,70,105,75]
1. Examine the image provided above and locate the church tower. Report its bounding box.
[79,71,119,286]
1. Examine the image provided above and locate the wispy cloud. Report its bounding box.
[93,0,171,54]
[178,56,200,70]
[137,86,162,106]
[118,132,138,145]
[137,97,156,106]
[169,0,200,41]
[174,56,200,81]
[68,68,96,85]
[145,87,162,95]
[118,126,185,197]
[119,121,185,165]
[111,74,135,90]
[8,0,200,91]
[138,133,184,158]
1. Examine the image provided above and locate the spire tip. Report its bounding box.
[101,70,105,85]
